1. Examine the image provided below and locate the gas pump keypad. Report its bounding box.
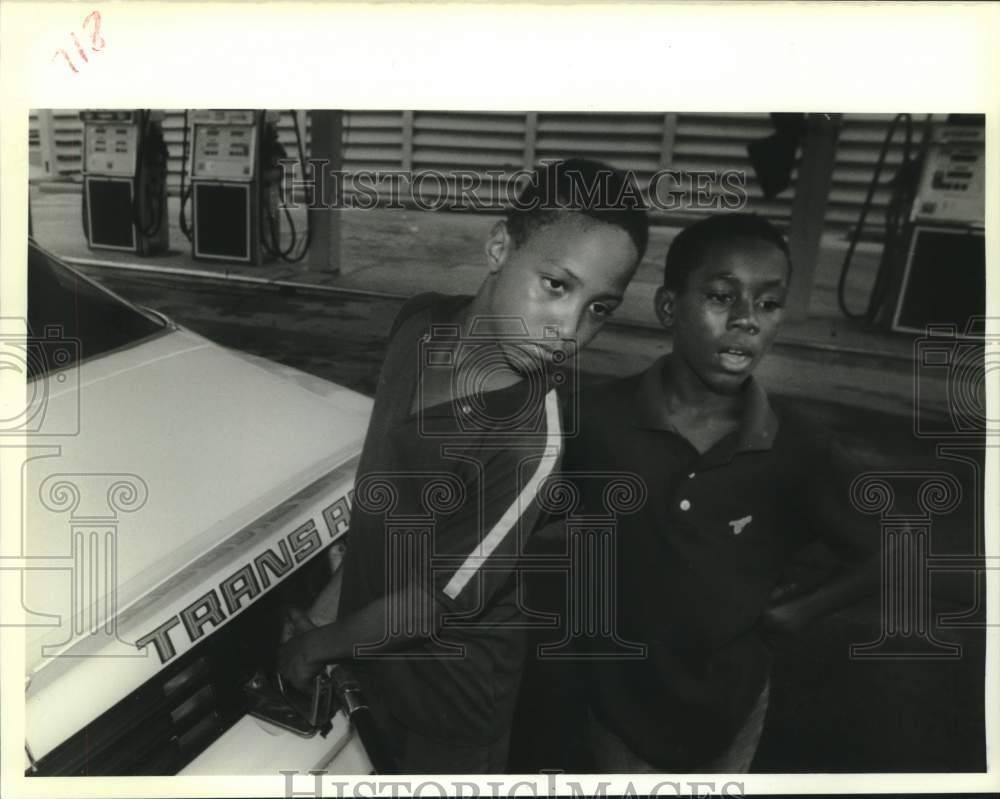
[193,125,257,181]
[913,127,985,227]
[84,124,138,177]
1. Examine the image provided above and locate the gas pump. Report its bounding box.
[182,110,302,265]
[839,115,985,335]
[889,120,985,335]
[80,110,169,255]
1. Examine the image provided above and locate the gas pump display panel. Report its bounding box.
[912,125,986,227]
[192,123,257,181]
[82,115,139,177]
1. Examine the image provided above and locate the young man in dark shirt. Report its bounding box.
[278,158,649,773]
[561,213,880,772]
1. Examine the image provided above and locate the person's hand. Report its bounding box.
[760,600,806,637]
[768,579,801,605]
[280,604,316,644]
[278,631,320,694]
[759,578,812,637]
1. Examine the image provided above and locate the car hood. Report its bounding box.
[22,327,372,676]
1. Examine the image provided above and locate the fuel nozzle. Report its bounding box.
[327,663,367,716]
[324,664,397,774]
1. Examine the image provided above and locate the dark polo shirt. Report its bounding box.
[562,355,876,770]
[339,293,563,745]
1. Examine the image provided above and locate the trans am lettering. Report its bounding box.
[181,590,227,643]
[220,564,262,614]
[136,492,352,664]
[288,519,323,563]
[254,541,294,588]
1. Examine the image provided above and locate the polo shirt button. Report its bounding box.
[679,499,691,511]
[688,472,696,479]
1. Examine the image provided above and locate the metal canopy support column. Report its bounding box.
[523,112,538,169]
[786,113,842,322]
[659,112,678,170]
[401,110,415,172]
[35,110,60,180]
[306,110,344,273]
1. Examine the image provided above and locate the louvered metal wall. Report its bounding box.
[29,110,916,234]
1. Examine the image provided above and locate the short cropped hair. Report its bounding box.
[506,158,649,260]
[663,213,791,292]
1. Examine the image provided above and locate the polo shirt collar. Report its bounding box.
[633,354,779,453]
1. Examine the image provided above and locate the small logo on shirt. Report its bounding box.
[729,515,753,535]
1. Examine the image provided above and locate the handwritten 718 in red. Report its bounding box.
[52,11,104,75]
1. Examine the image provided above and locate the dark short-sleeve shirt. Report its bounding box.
[339,293,563,745]
[561,355,877,769]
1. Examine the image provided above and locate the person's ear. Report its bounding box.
[484,220,514,275]
[655,285,676,329]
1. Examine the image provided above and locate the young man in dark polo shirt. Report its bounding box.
[561,213,880,773]
[278,158,649,773]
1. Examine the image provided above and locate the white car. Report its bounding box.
[22,239,375,776]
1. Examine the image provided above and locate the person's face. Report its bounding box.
[656,237,789,394]
[480,215,639,368]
